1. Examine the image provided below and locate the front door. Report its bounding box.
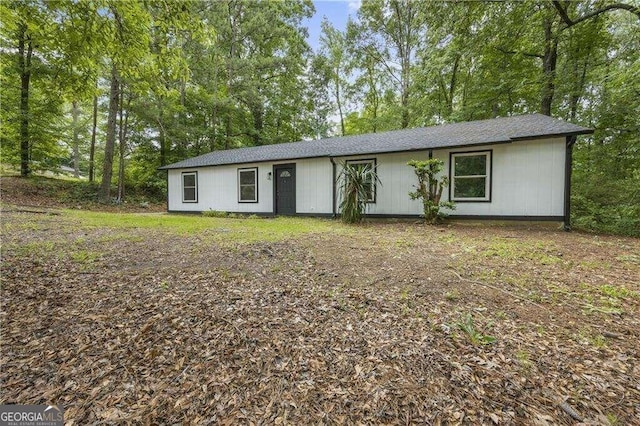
[274,164,296,215]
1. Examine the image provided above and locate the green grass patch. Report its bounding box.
[445,290,461,302]
[5,241,56,256]
[579,259,611,270]
[582,300,624,315]
[70,250,101,264]
[482,238,562,265]
[616,253,640,265]
[598,284,637,300]
[62,210,349,243]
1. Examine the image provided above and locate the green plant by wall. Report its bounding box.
[338,161,381,223]
[408,159,455,224]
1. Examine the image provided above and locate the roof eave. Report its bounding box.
[509,129,594,141]
[158,128,594,171]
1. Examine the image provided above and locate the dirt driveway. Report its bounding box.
[2,210,639,424]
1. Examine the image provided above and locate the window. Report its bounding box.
[345,159,376,203]
[182,172,198,203]
[450,151,491,202]
[238,167,258,203]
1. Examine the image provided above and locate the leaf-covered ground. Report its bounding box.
[1,208,639,425]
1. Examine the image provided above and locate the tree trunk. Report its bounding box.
[89,94,98,182]
[158,105,166,167]
[117,90,130,203]
[447,55,460,117]
[251,102,264,146]
[225,114,232,150]
[540,17,558,116]
[335,78,345,136]
[225,2,240,150]
[17,23,33,177]
[116,84,124,203]
[100,63,120,201]
[366,61,379,133]
[569,47,590,121]
[71,100,80,178]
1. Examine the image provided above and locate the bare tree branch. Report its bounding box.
[495,46,543,59]
[552,1,574,26]
[553,0,640,28]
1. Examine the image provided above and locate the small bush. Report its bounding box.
[408,159,455,224]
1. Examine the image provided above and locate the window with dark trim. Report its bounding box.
[182,171,198,203]
[345,158,376,203]
[238,167,258,203]
[450,151,492,202]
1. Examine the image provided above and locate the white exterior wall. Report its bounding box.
[167,137,566,218]
[295,158,334,214]
[334,138,565,217]
[435,137,566,217]
[167,157,334,214]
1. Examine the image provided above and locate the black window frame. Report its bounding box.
[238,167,258,203]
[345,158,377,203]
[449,150,492,203]
[181,171,198,203]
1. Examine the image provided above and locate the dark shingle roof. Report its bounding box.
[159,113,592,170]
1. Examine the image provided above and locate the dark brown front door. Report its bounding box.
[274,164,295,215]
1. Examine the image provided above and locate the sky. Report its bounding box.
[304,0,362,50]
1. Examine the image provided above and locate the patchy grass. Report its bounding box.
[1,209,639,424]
[62,210,349,243]
[482,237,562,265]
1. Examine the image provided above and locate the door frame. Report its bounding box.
[272,163,296,216]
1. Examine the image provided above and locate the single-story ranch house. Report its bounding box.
[160,114,592,228]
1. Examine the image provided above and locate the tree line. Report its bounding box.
[1,0,638,234]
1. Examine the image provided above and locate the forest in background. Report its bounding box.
[1,0,638,235]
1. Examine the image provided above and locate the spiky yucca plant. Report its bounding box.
[338,161,380,223]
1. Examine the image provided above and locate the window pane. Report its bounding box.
[183,174,195,187]
[363,176,373,200]
[350,162,371,172]
[364,185,373,201]
[240,170,255,185]
[455,155,486,176]
[240,185,256,201]
[183,187,196,201]
[454,177,486,198]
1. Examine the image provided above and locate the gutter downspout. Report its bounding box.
[563,135,577,231]
[330,157,337,218]
[427,149,433,197]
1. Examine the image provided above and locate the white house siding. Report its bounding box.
[168,163,273,213]
[168,137,566,218]
[294,158,333,214]
[167,157,334,214]
[334,138,565,217]
[434,137,566,217]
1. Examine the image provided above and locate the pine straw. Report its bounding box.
[1,213,639,424]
